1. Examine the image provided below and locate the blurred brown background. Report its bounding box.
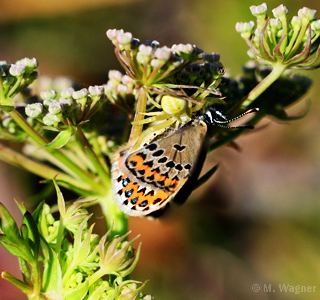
[1,0,320,299]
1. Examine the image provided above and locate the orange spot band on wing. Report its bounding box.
[130,155,144,166]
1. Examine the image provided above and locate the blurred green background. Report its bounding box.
[1,0,320,299]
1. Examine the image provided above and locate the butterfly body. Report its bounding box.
[112,118,209,216]
[111,107,258,216]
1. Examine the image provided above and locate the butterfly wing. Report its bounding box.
[112,119,208,216]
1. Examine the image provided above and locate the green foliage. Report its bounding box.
[0,182,149,300]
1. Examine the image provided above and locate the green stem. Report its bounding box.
[29,260,41,300]
[129,88,148,144]
[0,144,94,193]
[75,128,128,236]
[7,76,23,98]
[8,109,103,191]
[9,109,48,146]
[98,190,128,238]
[90,135,110,175]
[87,268,106,287]
[239,63,287,111]
[0,76,5,100]
[76,127,110,187]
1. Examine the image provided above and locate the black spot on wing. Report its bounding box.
[173,144,186,151]
[152,149,164,157]
[139,200,148,207]
[158,157,168,163]
[143,161,153,167]
[136,152,147,160]
[175,164,183,171]
[122,177,130,187]
[146,143,158,151]
[153,198,162,204]
[184,164,192,170]
[131,197,139,204]
[166,161,175,168]
[125,189,133,198]
[138,169,145,175]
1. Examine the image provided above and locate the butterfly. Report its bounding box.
[111,107,258,217]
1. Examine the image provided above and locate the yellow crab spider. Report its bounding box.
[131,95,199,150]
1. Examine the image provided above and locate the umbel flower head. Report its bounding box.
[236,3,320,69]
[106,29,225,108]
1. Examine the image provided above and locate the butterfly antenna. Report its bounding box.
[214,108,259,129]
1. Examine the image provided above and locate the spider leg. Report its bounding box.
[147,93,162,109]
[131,118,176,151]
[131,113,171,125]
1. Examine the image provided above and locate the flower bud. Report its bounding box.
[235,21,255,39]
[117,84,130,96]
[43,99,56,107]
[59,98,73,108]
[122,75,135,86]
[89,85,104,97]
[108,70,123,85]
[43,113,61,126]
[25,103,43,118]
[73,88,88,100]
[16,57,38,73]
[61,87,75,99]
[169,55,184,67]
[40,90,57,100]
[117,32,133,46]
[9,64,25,76]
[290,16,302,30]
[250,3,268,18]
[298,7,317,22]
[106,29,124,45]
[49,102,62,115]
[150,59,164,68]
[172,43,193,55]
[269,18,282,30]
[272,4,289,18]
[145,40,160,49]
[204,53,220,63]
[130,38,141,50]
[154,46,171,61]
[311,19,320,33]
[137,45,153,64]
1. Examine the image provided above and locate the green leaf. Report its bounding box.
[64,280,89,300]
[41,127,73,150]
[0,203,22,243]
[14,199,27,215]
[1,270,33,295]
[32,201,45,225]
[19,257,32,284]
[53,178,65,217]
[195,164,219,190]
[0,98,14,112]
[41,236,62,293]
[22,212,40,259]
[0,235,29,261]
